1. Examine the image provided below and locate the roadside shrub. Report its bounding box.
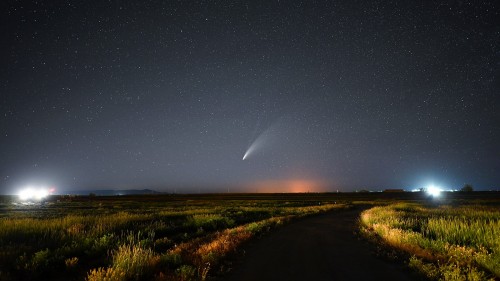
[112,244,159,281]
[184,214,235,231]
[65,257,79,268]
[28,248,51,271]
[176,265,196,281]
[91,234,118,255]
[86,267,126,281]
[160,252,182,267]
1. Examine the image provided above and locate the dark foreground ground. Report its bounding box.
[221,206,421,281]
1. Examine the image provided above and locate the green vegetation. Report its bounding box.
[0,194,346,280]
[361,202,500,280]
[3,192,497,280]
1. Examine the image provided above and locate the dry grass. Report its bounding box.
[361,203,500,280]
[84,204,344,280]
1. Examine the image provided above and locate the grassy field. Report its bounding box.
[1,192,498,280]
[361,198,500,280]
[0,193,353,281]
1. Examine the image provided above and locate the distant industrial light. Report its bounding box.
[18,186,49,201]
[426,185,442,197]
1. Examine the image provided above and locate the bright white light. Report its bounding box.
[426,185,442,197]
[18,186,49,201]
[19,187,34,201]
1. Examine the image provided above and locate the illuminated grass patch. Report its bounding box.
[361,203,500,280]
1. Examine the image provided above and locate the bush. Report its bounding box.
[28,249,51,271]
[65,257,79,268]
[86,267,126,281]
[176,265,196,281]
[112,244,159,281]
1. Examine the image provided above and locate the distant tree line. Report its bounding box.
[460,184,474,192]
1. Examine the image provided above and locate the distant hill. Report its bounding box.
[67,189,161,196]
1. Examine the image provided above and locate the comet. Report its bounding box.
[242,136,263,160]
[242,143,256,160]
[242,118,282,160]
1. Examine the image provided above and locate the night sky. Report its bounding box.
[1,1,499,194]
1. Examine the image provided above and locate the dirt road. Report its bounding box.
[221,206,420,281]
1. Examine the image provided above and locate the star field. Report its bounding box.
[1,1,499,193]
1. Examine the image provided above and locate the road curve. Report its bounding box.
[220,206,419,281]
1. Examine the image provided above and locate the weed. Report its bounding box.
[112,244,159,281]
[176,265,196,281]
[65,257,79,268]
[86,267,126,281]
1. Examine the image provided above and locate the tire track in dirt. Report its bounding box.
[221,206,420,281]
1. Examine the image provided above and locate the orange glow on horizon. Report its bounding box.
[249,179,329,193]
